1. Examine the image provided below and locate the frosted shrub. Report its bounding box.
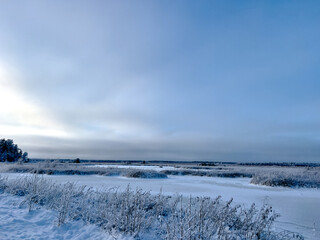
[125,170,167,178]
[5,163,168,179]
[56,182,77,225]
[160,196,282,240]
[251,170,320,188]
[21,175,51,211]
[101,186,156,236]
[0,176,7,193]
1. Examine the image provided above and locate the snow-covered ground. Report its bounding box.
[1,172,319,239]
[0,193,130,240]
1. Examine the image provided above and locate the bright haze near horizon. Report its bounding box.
[0,1,319,162]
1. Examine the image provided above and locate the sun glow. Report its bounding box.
[0,63,69,138]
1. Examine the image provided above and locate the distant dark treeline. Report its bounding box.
[28,158,236,165]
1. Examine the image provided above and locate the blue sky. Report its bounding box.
[0,1,319,162]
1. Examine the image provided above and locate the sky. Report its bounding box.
[0,0,320,162]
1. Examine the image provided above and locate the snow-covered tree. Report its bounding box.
[0,138,28,162]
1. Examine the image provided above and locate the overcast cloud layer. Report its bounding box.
[0,1,320,162]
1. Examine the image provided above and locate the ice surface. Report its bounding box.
[87,164,178,172]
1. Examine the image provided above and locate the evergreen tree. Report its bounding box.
[0,138,28,162]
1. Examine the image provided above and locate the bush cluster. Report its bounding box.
[5,163,167,179]
[251,170,320,188]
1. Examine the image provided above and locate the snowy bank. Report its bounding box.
[0,193,122,240]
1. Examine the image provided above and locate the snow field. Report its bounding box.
[0,174,300,240]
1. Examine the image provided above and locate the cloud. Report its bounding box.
[0,1,319,162]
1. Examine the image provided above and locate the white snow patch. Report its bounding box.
[0,193,131,240]
[87,164,177,172]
